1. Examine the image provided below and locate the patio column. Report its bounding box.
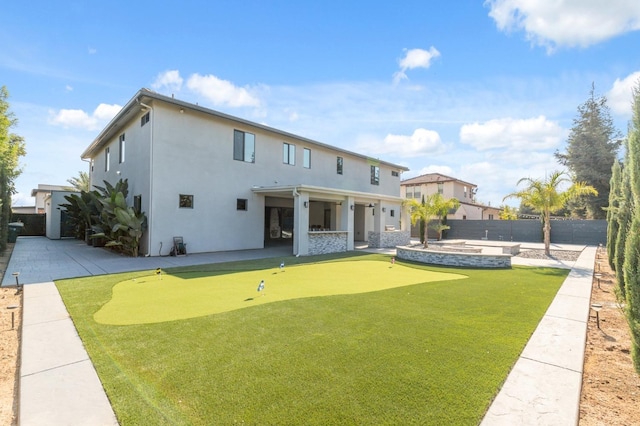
[373,200,385,233]
[340,196,355,251]
[293,191,310,256]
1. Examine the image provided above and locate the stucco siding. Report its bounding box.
[85,91,406,256]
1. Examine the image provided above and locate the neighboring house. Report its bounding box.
[44,190,79,239]
[401,173,501,237]
[31,184,68,213]
[81,88,409,257]
[12,206,36,214]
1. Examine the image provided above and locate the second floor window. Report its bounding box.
[438,182,443,194]
[303,148,311,169]
[119,134,125,164]
[140,112,150,126]
[105,147,110,172]
[283,143,295,165]
[405,188,412,198]
[371,166,379,185]
[233,130,255,163]
[337,157,343,175]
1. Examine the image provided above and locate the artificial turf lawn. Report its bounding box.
[56,253,569,425]
[95,260,467,325]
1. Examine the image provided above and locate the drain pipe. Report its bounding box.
[138,98,153,256]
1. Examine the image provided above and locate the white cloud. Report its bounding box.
[49,103,121,130]
[407,165,455,179]
[65,85,73,92]
[93,103,122,120]
[88,47,97,55]
[186,73,260,108]
[459,116,564,150]
[485,0,640,50]
[393,47,440,84]
[151,70,184,93]
[608,71,640,116]
[362,128,444,158]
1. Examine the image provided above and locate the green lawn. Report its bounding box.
[56,253,569,425]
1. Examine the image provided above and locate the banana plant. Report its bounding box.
[108,205,146,257]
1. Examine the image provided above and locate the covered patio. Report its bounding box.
[252,184,409,256]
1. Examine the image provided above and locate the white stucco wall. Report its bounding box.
[87,97,405,256]
[45,191,78,239]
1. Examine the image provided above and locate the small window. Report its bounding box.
[237,199,248,211]
[105,147,110,172]
[414,189,421,199]
[405,188,412,198]
[337,156,343,175]
[140,112,150,126]
[233,130,255,163]
[370,165,379,185]
[391,170,399,177]
[390,209,395,217]
[303,148,311,169]
[179,194,193,208]
[119,134,125,164]
[489,214,494,220]
[438,182,443,194]
[462,215,467,220]
[464,186,468,198]
[283,143,295,165]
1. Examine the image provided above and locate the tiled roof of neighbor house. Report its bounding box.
[81,88,409,172]
[459,201,502,211]
[401,172,476,188]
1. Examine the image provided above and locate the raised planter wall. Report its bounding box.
[396,245,512,268]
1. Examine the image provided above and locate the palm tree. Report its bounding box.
[66,171,90,192]
[503,171,597,255]
[405,193,460,248]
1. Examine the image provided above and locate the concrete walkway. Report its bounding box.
[2,237,596,425]
[481,246,596,425]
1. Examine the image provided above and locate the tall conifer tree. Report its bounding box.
[623,82,640,371]
[0,86,26,250]
[606,159,622,270]
[555,84,621,218]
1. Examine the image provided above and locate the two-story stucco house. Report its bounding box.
[81,89,409,257]
[401,172,501,220]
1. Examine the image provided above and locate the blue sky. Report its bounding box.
[3,1,640,207]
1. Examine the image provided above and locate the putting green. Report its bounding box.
[94,260,466,325]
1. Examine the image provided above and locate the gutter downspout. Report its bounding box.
[138,99,153,256]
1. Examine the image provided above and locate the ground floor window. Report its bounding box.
[179,194,193,208]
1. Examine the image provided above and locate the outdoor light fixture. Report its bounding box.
[303,201,309,208]
[7,305,18,330]
[12,272,21,294]
[382,207,386,212]
[367,203,374,208]
[179,108,184,114]
[594,273,603,289]
[350,205,354,211]
[591,303,602,329]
